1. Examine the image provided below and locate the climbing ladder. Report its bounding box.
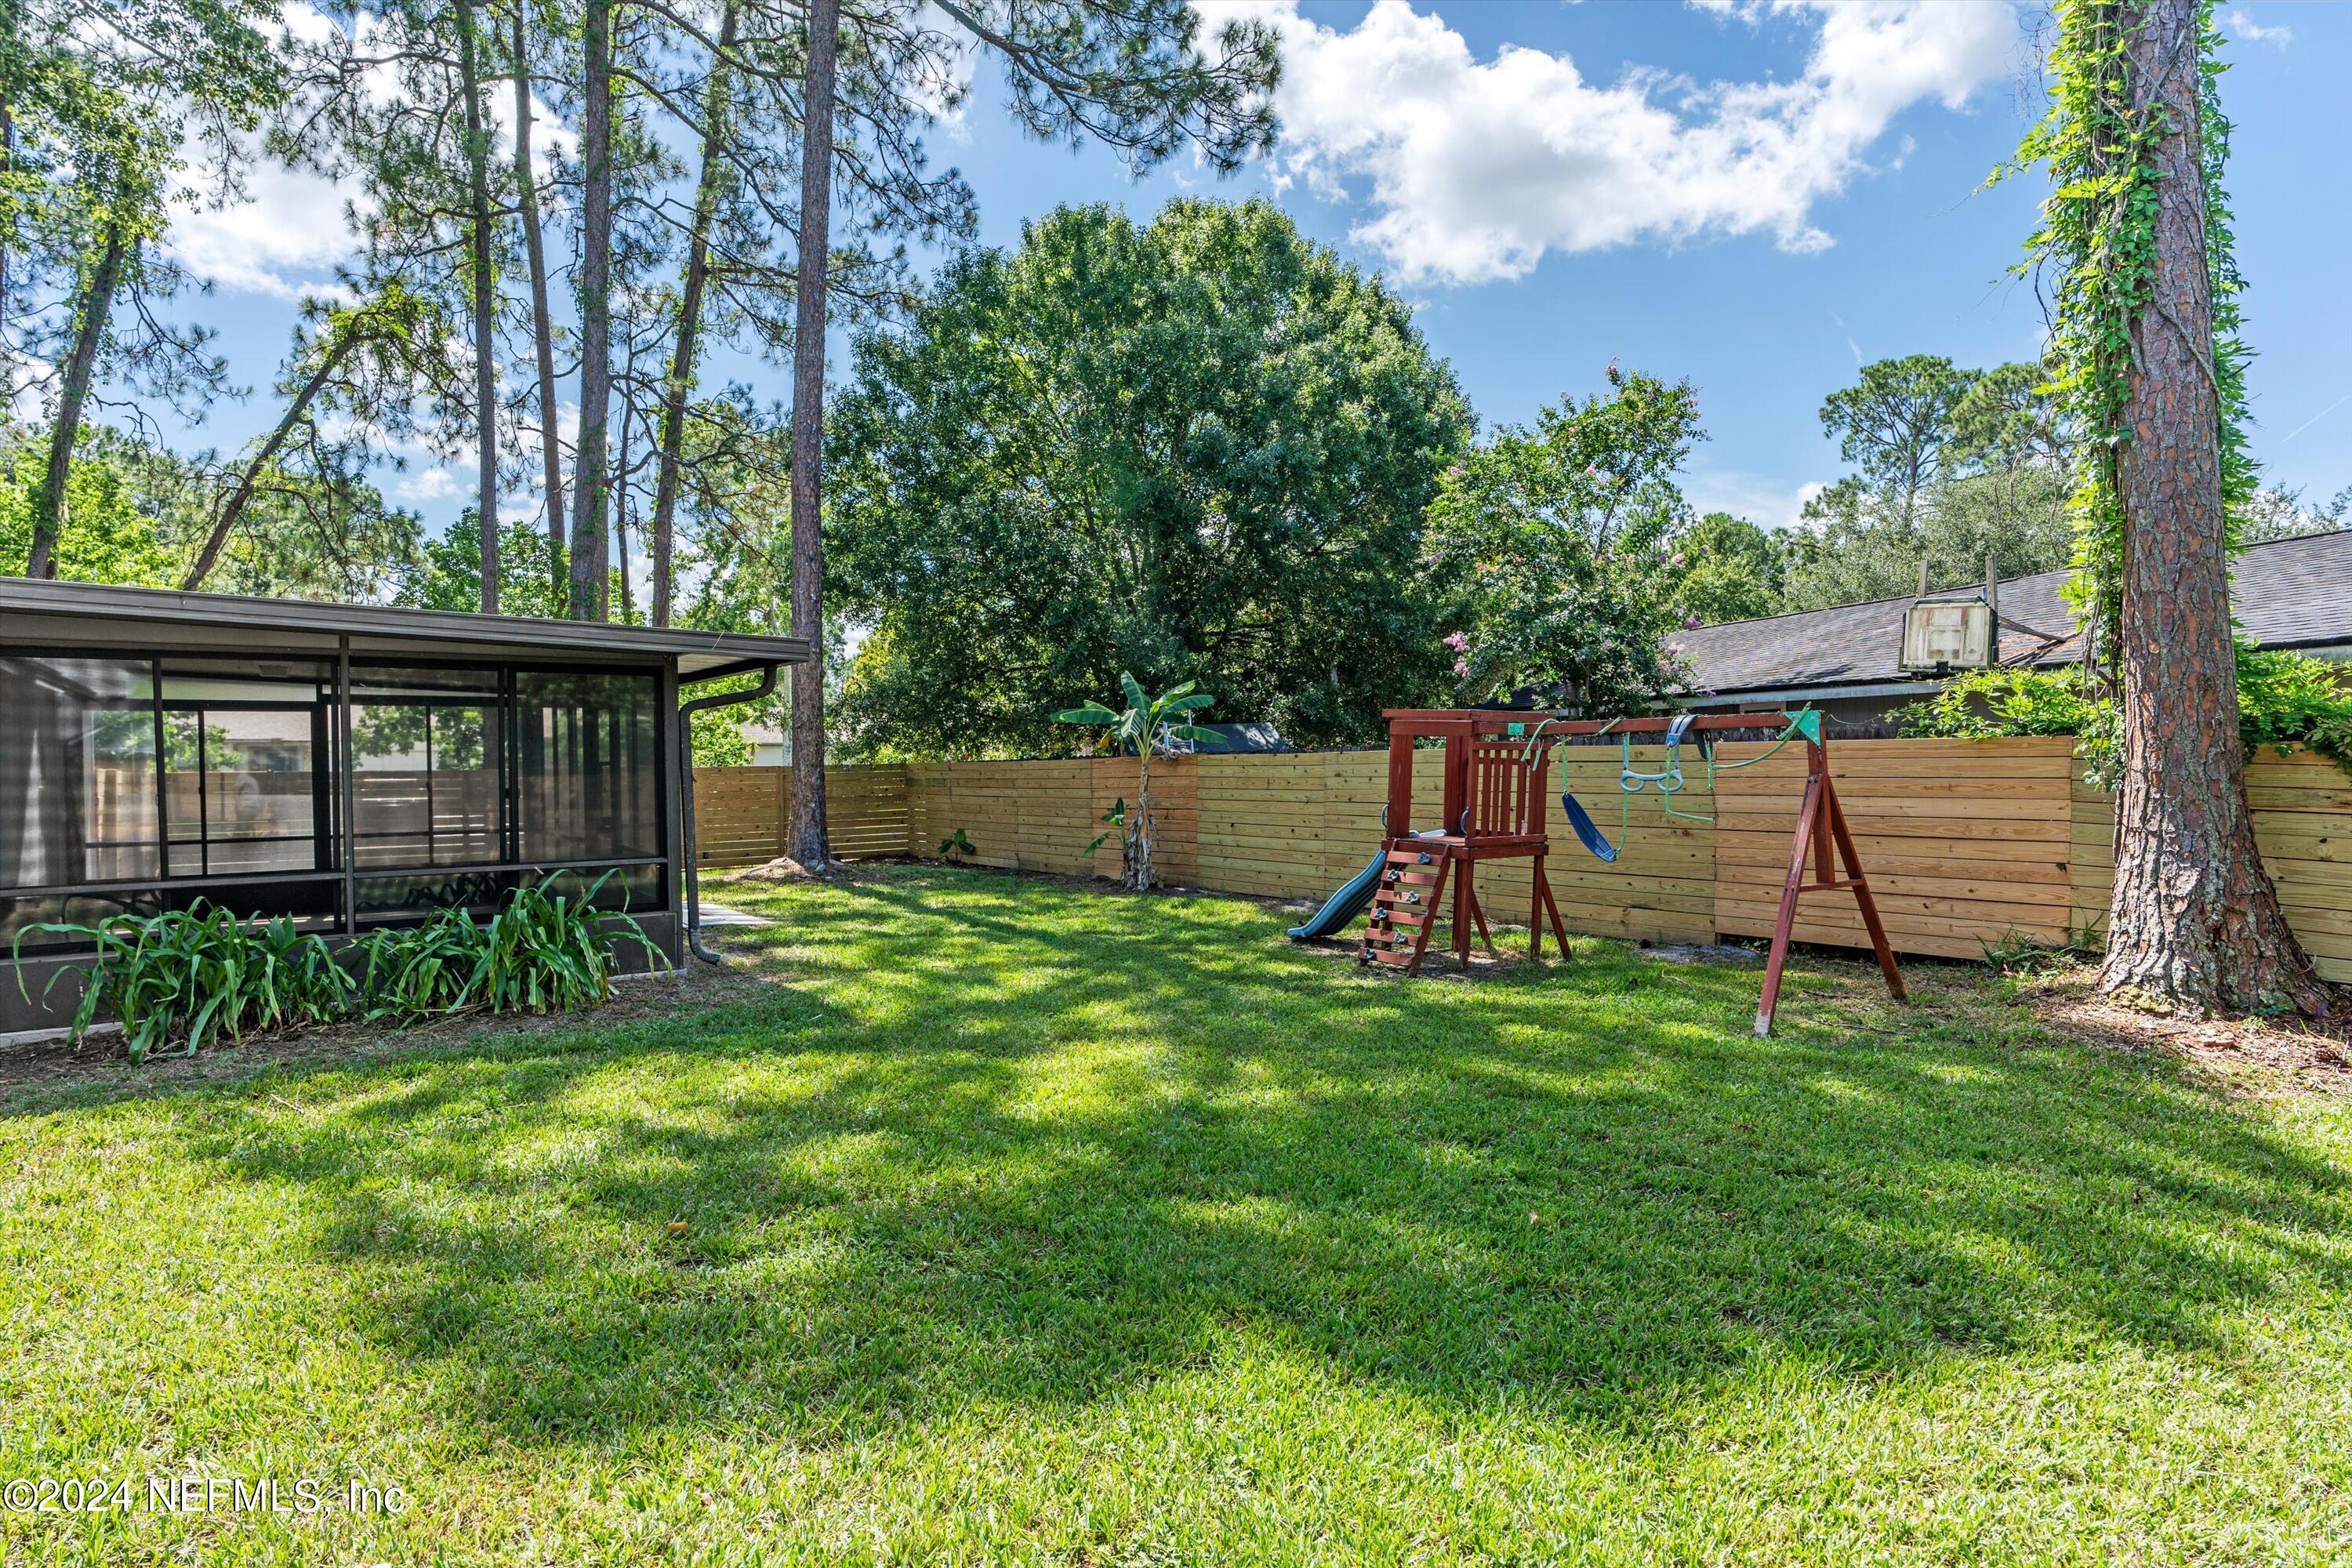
[1359,844,1450,969]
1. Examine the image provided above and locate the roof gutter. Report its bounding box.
[677,662,780,964]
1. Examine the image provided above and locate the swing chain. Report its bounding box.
[1538,707,1820,844]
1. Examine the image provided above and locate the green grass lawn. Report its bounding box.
[5,866,2350,1566]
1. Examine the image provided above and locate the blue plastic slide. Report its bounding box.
[1287,830,1446,940]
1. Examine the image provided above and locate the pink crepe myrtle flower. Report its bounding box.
[1453,659,1471,677]
[1683,615,1702,630]
[1664,641,1686,659]
[1443,630,1470,652]
[1670,552,1686,568]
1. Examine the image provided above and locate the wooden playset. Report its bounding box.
[1360,707,1906,1035]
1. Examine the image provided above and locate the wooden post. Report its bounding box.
[1385,716,1415,844]
[1755,771,1821,1036]
[1753,731,1905,1036]
[1826,773,1907,1002]
[1530,855,1547,962]
[1451,858,1472,967]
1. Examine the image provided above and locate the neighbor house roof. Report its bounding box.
[0,577,812,677]
[1677,528,2352,703]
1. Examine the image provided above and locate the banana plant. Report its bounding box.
[1053,673,1223,890]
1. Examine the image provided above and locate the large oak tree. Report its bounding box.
[826,198,1471,760]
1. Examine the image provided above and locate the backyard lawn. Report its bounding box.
[4,864,2350,1566]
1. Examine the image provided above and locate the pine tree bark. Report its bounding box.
[647,0,736,630]
[568,0,615,620]
[27,223,125,579]
[783,0,837,868]
[613,383,634,620]
[1,96,15,392]
[511,0,566,590]
[2099,0,2325,1016]
[456,0,500,612]
[182,327,367,587]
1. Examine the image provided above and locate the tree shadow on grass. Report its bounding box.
[122,865,2352,1449]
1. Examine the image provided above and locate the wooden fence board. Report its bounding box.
[696,739,2352,978]
[1713,738,2076,955]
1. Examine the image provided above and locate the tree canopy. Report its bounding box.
[826,198,1472,758]
[1422,365,1703,716]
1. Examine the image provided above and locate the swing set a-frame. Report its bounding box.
[1360,707,1906,1036]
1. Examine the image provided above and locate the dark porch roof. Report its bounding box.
[1677,528,2352,702]
[0,577,812,677]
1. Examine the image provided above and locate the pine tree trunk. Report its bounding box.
[26,224,125,579]
[456,0,500,613]
[511,0,566,590]
[568,0,614,620]
[613,387,634,621]
[647,0,735,630]
[1,96,15,392]
[2099,0,2324,1017]
[183,331,361,587]
[783,0,837,869]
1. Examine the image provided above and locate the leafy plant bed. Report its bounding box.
[5,865,2351,1565]
[13,873,662,1063]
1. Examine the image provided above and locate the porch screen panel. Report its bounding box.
[351,667,506,869]
[0,656,160,891]
[514,670,662,869]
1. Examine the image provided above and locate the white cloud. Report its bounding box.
[169,158,358,300]
[2223,9,2292,48]
[395,465,461,504]
[1686,469,1828,532]
[913,2,985,136]
[1240,0,2022,285]
[166,2,572,301]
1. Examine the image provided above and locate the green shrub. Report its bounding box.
[1981,924,2107,974]
[2234,645,2352,767]
[13,906,352,1064]
[1893,665,2101,740]
[357,871,662,1022]
[13,873,665,1062]
[1893,644,2352,788]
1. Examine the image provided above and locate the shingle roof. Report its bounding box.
[1678,528,2352,698]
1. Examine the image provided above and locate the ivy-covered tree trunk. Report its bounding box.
[2099,0,2322,1015]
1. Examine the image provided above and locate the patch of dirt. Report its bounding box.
[1643,942,1766,967]
[0,963,784,1102]
[731,855,840,882]
[736,856,1221,902]
[2024,967,2352,1098]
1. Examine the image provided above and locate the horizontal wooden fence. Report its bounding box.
[694,739,2352,982]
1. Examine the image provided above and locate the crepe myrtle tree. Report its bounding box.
[1054,674,1223,891]
[1425,366,1704,715]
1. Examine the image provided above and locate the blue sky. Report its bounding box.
[163,0,2352,541]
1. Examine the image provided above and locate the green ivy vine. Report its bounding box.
[1998,0,2250,682]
